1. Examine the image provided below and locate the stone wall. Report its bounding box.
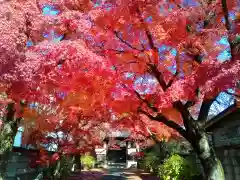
[185,147,240,180]
[0,150,41,180]
[215,148,240,180]
[205,107,240,180]
[211,115,240,147]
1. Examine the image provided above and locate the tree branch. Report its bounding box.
[35,0,43,13]
[135,6,156,50]
[139,109,189,140]
[114,30,144,52]
[166,51,180,88]
[197,97,216,123]
[121,83,158,112]
[173,101,195,133]
[135,7,172,92]
[148,64,168,91]
[221,0,231,31]
[5,103,15,124]
[221,0,237,59]
[224,90,240,98]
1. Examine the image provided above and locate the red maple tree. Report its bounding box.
[0,1,114,177]
[87,1,240,179]
[0,0,240,179]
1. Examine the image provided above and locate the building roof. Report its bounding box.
[110,130,130,138]
[205,104,238,131]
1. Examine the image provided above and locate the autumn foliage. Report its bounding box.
[0,1,240,178]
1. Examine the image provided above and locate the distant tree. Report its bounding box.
[0,1,112,178]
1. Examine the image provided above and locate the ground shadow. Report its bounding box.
[102,175,126,180]
[69,170,105,180]
[139,174,160,180]
[122,169,160,180]
[69,169,160,180]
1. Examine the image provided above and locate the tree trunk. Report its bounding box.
[191,131,225,180]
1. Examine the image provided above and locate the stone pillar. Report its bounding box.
[74,154,81,171]
[136,143,140,152]
[104,142,108,168]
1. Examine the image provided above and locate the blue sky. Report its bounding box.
[42,5,60,16]
[13,127,24,147]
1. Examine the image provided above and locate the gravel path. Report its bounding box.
[69,168,160,180]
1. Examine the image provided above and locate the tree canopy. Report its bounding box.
[0,1,240,176]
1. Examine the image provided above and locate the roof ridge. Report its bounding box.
[205,104,237,130]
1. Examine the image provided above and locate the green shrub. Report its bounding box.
[158,154,200,180]
[138,142,169,173]
[42,155,74,180]
[140,151,161,173]
[80,155,96,170]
